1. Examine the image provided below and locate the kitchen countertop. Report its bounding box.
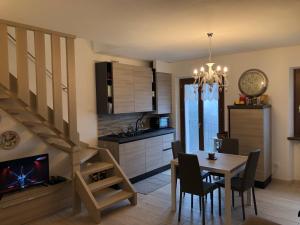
[98,128,175,144]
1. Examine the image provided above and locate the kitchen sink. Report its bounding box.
[108,129,155,138]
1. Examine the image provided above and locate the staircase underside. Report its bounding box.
[0,85,97,162]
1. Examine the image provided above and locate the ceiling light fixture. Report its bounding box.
[193,33,229,98]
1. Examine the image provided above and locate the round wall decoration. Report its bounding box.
[238,69,268,97]
[0,131,20,150]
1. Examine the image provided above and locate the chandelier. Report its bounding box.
[193,33,228,96]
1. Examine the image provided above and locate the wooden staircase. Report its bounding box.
[0,18,137,223]
[75,148,137,223]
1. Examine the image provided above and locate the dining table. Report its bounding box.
[171,151,249,225]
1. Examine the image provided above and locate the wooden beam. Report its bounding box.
[16,27,30,105]
[0,23,9,89]
[0,18,76,38]
[51,34,64,132]
[34,31,48,120]
[66,37,79,144]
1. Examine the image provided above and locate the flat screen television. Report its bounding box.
[0,154,49,195]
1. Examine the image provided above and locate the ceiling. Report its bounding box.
[1,0,300,62]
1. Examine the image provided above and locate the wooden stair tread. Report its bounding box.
[0,93,9,99]
[36,132,62,139]
[0,98,14,103]
[81,162,114,176]
[5,108,28,115]
[79,148,98,164]
[88,176,123,193]
[50,143,72,153]
[22,121,46,127]
[96,190,133,210]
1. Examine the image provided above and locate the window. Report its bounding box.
[294,69,300,137]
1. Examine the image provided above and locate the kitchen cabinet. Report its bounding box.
[133,66,153,112]
[119,140,146,178]
[145,136,163,172]
[113,63,135,113]
[99,131,175,179]
[95,62,153,114]
[155,72,172,114]
[228,105,272,188]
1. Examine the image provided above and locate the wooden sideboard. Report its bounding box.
[228,105,272,188]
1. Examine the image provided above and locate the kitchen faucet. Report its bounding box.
[135,113,146,132]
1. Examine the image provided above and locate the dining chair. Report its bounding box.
[171,141,210,208]
[217,131,229,139]
[219,138,239,155]
[177,153,222,225]
[210,138,239,179]
[172,141,210,180]
[171,140,184,159]
[216,150,261,221]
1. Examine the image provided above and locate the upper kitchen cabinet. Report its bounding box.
[95,62,153,114]
[133,66,153,112]
[155,72,172,114]
[113,63,135,113]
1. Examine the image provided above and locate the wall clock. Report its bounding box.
[238,69,268,97]
[0,131,20,150]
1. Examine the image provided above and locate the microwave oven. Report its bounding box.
[150,116,170,129]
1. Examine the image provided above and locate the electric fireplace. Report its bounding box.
[0,154,49,195]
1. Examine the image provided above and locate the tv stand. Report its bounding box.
[0,180,71,225]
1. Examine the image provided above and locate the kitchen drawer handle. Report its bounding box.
[163,148,172,152]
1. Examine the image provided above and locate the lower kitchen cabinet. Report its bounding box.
[162,148,173,165]
[119,140,146,178]
[145,136,163,172]
[99,132,174,179]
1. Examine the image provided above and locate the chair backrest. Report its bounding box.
[172,141,184,159]
[217,131,229,139]
[242,150,261,189]
[178,153,204,195]
[219,138,239,155]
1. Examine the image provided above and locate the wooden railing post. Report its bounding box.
[16,27,30,105]
[51,34,64,132]
[34,31,48,120]
[66,37,79,144]
[0,23,9,89]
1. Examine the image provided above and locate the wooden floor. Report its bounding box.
[26,179,300,225]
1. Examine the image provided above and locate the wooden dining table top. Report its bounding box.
[171,151,248,174]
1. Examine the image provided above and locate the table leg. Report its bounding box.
[171,162,177,211]
[225,173,232,225]
[247,189,251,206]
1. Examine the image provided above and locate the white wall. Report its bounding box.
[170,45,300,181]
